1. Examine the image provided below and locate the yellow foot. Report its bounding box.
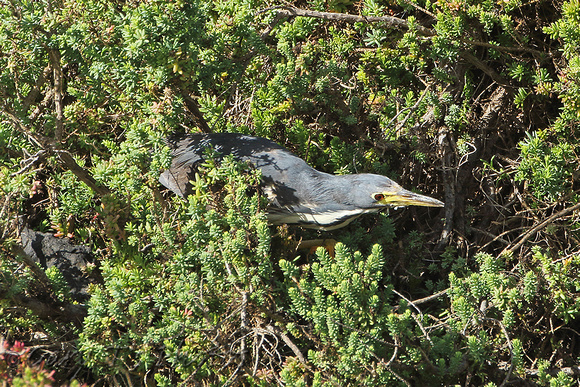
[296,239,337,257]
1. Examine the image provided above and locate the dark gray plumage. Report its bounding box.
[160,133,444,230]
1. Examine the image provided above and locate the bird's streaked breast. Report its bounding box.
[267,208,381,230]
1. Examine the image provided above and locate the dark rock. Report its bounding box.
[21,228,101,302]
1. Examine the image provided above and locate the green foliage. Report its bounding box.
[515,0,580,201]
[447,249,580,384]
[515,131,574,201]
[79,156,271,382]
[281,244,495,385]
[532,247,580,323]
[281,244,399,383]
[45,267,70,303]
[0,252,39,336]
[513,87,529,109]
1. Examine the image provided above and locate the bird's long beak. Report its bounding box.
[382,188,444,208]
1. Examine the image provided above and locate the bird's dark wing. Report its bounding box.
[159,133,301,198]
[159,134,206,197]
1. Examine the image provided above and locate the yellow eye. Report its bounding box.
[374,193,385,201]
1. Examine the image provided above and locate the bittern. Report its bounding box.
[160,133,444,230]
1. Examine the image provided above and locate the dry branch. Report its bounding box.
[437,131,455,247]
[259,5,436,36]
[482,317,514,387]
[22,65,52,114]
[181,91,212,133]
[502,201,580,256]
[54,150,111,197]
[47,48,64,143]
[266,324,306,364]
[409,289,448,305]
[460,38,549,57]
[259,5,542,58]
[3,97,111,197]
[460,51,509,86]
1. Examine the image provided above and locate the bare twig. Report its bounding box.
[180,91,212,133]
[471,226,511,246]
[410,288,448,305]
[392,289,424,318]
[258,5,436,36]
[3,242,87,323]
[515,364,580,377]
[393,289,435,345]
[411,313,434,345]
[482,317,514,387]
[3,105,111,197]
[0,192,15,240]
[8,242,53,293]
[28,87,55,123]
[266,324,306,364]
[400,0,436,18]
[259,4,542,59]
[437,131,455,247]
[459,37,549,57]
[460,51,510,86]
[9,150,47,177]
[47,48,64,143]
[385,337,399,367]
[260,9,286,39]
[54,150,111,197]
[3,107,49,148]
[377,337,412,386]
[22,65,52,114]
[501,201,580,256]
[384,85,431,138]
[223,292,250,387]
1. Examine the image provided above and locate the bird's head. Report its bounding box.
[345,174,444,210]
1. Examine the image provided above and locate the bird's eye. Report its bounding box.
[374,193,385,201]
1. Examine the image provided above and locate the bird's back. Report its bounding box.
[159,132,317,201]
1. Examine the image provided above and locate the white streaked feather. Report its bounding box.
[267,208,380,230]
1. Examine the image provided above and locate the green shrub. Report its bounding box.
[79,156,272,383]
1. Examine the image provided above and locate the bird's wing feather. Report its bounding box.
[160,133,296,198]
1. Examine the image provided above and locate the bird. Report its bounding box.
[159,133,444,230]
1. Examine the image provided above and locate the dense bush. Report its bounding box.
[1,0,579,385]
